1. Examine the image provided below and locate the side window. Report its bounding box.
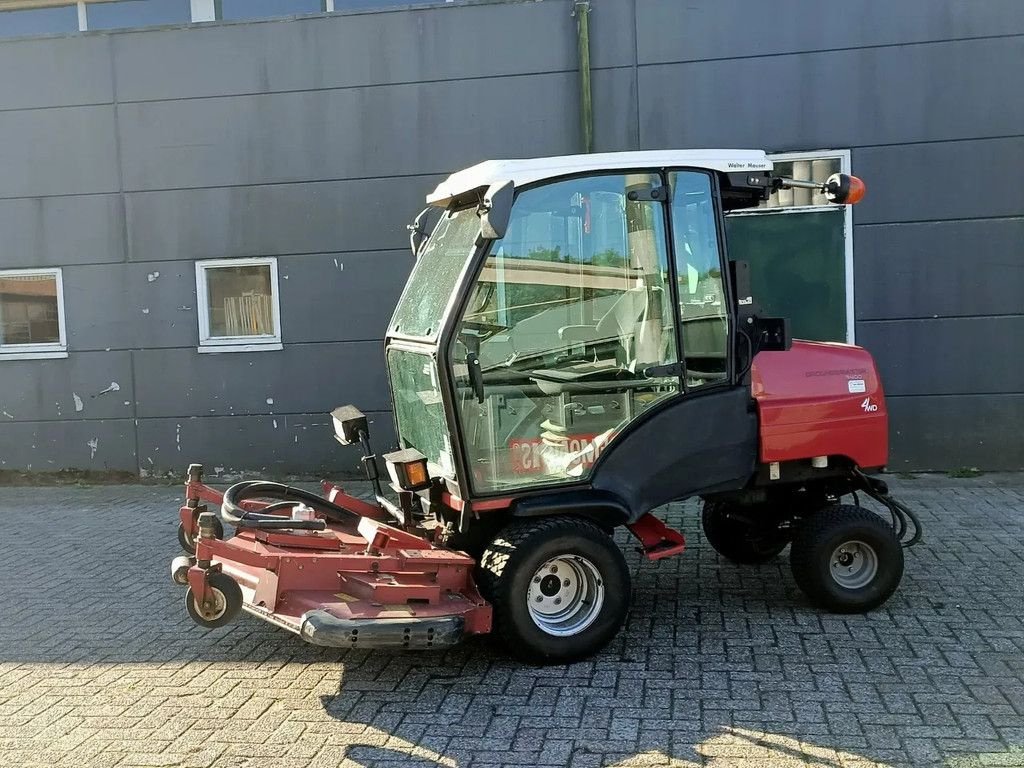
[195,258,282,353]
[451,173,679,493]
[0,268,67,360]
[669,171,729,387]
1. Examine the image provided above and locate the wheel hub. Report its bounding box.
[196,587,227,621]
[527,555,605,637]
[829,540,879,590]
[539,574,561,596]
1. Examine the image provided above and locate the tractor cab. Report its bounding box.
[384,150,855,507]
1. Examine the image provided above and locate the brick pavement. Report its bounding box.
[0,476,1022,767]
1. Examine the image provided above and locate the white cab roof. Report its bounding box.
[427,149,770,205]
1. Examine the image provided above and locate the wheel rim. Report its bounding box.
[829,540,879,589]
[526,555,605,637]
[194,587,227,621]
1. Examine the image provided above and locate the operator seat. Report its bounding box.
[529,281,671,473]
[529,283,657,396]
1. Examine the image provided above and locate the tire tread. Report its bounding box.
[478,516,627,663]
[790,504,903,613]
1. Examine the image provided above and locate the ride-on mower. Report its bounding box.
[171,150,921,662]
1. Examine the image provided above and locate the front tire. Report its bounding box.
[789,504,903,613]
[478,517,630,664]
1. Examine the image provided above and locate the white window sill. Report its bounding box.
[0,348,68,361]
[197,342,283,354]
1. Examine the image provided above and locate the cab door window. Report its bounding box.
[669,171,729,387]
[451,173,679,493]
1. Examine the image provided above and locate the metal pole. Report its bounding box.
[574,1,593,154]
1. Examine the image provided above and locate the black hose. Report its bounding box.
[851,469,922,548]
[736,329,755,381]
[221,480,361,532]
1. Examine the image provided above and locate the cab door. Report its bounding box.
[588,170,758,517]
[667,170,733,388]
[446,172,684,496]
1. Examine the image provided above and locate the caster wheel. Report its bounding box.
[177,515,224,554]
[185,572,242,629]
[171,555,195,586]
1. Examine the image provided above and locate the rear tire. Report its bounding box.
[478,517,630,664]
[701,501,790,564]
[789,504,903,613]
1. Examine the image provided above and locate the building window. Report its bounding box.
[724,150,854,343]
[0,4,79,39]
[195,258,282,353]
[0,269,68,360]
[217,0,327,21]
[87,0,191,30]
[760,155,844,209]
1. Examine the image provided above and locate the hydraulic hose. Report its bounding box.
[852,469,923,548]
[221,480,361,532]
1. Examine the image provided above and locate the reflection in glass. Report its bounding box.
[670,171,729,388]
[0,274,60,346]
[449,173,680,493]
[205,265,274,338]
[761,157,842,208]
[390,207,480,338]
[219,0,324,20]
[0,5,78,38]
[87,0,191,30]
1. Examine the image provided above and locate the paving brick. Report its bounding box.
[0,478,1022,767]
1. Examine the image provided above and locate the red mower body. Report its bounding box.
[178,480,492,648]
[751,340,888,470]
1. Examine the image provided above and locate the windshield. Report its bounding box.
[387,348,454,476]
[389,207,481,339]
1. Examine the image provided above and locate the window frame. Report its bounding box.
[0,267,68,361]
[725,149,855,343]
[195,257,283,354]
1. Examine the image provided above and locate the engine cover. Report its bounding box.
[750,340,888,470]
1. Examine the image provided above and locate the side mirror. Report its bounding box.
[407,207,436,258]
[331,404,368,446]
[824,173,866,205]
[479,180,514,240]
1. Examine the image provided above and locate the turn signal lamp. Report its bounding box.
[825,173,866,205]
[383,448,432,492]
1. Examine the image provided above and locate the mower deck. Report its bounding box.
[174,475,491,649]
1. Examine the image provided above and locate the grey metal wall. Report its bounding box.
[0,0,1020,475]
